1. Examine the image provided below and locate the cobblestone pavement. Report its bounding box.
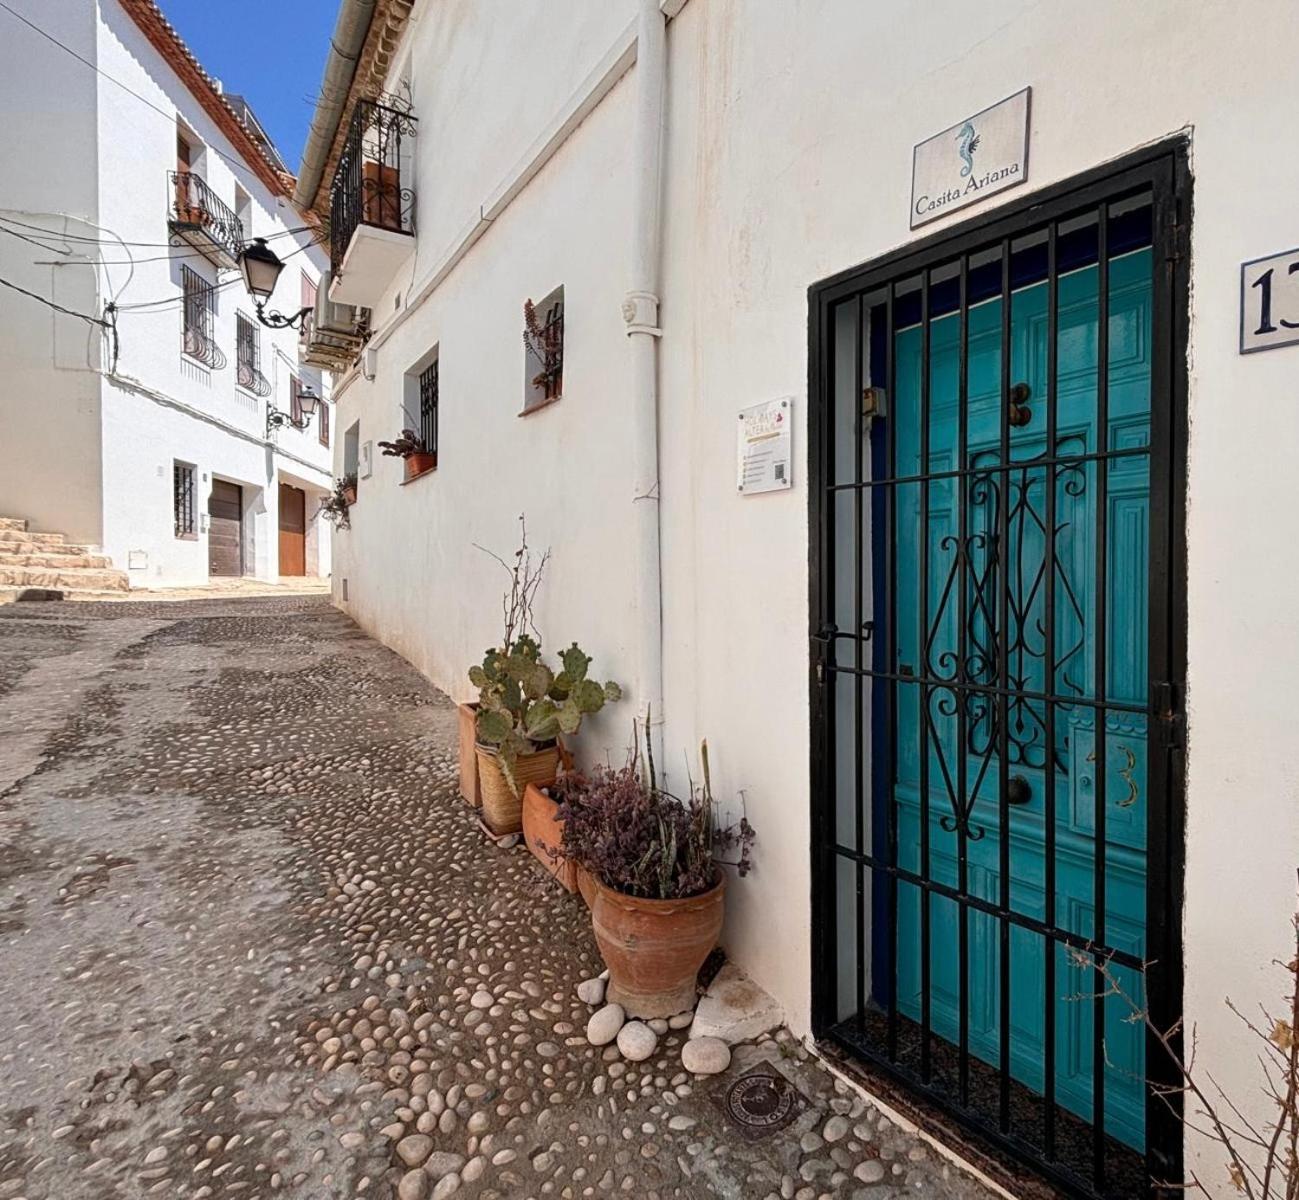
[0,597,999,1200]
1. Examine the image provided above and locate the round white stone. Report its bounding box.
[586,1003,626,1046]
[681,1036,730,1075]
[577,977,607,1006]
[397,1170,429,1200]
[854,1159,886,1184]
[616,1021,658,1062]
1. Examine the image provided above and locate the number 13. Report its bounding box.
[1252,261,1299,335]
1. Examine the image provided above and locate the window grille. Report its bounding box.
[235,313,269,396]
[181,265,220,368]
[419,359,438,455]
[173,462,196,538]
[524,295,564,405]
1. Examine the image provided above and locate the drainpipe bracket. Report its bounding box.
[622,291,662,337]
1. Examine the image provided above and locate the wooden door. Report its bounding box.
[278,483,306,576]
[890,249,1154,1149]
[208,479,243,577]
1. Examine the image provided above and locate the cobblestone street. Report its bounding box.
[0,596,999,1200]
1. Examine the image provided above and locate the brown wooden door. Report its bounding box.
[278,483,306,576]
[208,479,243,577]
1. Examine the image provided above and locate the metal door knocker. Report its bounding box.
[1007,381,1032,427]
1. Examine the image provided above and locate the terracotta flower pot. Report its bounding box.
[475,743,560,835]
[457,702,481,808]
[404,451,436,480]
[343,484,358,505]
[590,873,725,1018]
[521,783,577,892]
[576,866,597,910]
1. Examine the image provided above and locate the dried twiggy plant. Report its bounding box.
[1072,871,1298,1197]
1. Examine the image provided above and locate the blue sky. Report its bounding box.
[158,1,335,173]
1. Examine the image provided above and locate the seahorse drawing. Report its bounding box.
[956,121,980,178]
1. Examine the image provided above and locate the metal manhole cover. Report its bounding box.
[716,1067,805,1140]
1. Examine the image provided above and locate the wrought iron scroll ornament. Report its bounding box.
[237,361,272,398]
[924,434,1089,840]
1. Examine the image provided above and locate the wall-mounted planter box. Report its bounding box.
[457,702,481,808]
[521,782,577,892]
[403,452,437,482]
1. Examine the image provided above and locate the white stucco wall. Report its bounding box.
[333,60,639,768]
[0,0,103,543]
[328,1,1299,1190]
[0,0,333,583]
[94,0,333,585]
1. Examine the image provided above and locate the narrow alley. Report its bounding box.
[0,596,995,1200]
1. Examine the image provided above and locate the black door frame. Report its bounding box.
[807,137,1190,1199]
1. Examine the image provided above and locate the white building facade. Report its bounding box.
[0,0,334,589]
[298,2,1299,1196]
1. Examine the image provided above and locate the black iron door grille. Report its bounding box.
[807,142,1188,1200]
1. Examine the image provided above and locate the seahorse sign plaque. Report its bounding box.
[910,87,1031,229]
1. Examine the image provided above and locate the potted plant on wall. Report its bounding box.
[377,428,436,481]
[318,474,357,529]
[554,720,754,1018]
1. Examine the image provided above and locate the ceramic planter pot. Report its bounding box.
[404,451,436,480]
[521,783,577,892]
[457,702,481,808]
[475,743,560,835]
[576,866,597,910]
[590,873,725,1018]
[343,484,358,505]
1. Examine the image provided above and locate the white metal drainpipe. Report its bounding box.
[624,0,668,768]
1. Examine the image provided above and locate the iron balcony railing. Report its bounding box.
[168,171,244,267]
[329,98,417,272]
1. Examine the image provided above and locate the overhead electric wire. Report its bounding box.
[0,214,318,251]
[113,235,326,313]
[0,0,283,191]
[0,273,109,328]
[0,224,72,255]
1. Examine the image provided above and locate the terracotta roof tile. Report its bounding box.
[117,0,295,197]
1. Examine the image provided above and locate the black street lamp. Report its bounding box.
[266,384,321,438]
[239,237,312,331]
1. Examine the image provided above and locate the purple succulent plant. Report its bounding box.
[553,755,754,902]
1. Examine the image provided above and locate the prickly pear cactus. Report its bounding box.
[469,638,622,796]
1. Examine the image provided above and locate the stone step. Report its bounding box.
[0,538,91,558]
[0,517,27,532]
[0,529,70,549]
[0,564,130,592]
[0,551,114,569]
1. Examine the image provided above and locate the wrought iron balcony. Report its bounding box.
[168,171,244,269]
[328,98,416,307]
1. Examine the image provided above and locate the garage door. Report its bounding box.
[208,480,243,577]
[278,483,306,576]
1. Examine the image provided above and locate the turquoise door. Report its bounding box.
[891,247,1153,1150]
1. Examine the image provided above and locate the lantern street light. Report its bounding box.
[239,237,312,331]
[266,384,321,438]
